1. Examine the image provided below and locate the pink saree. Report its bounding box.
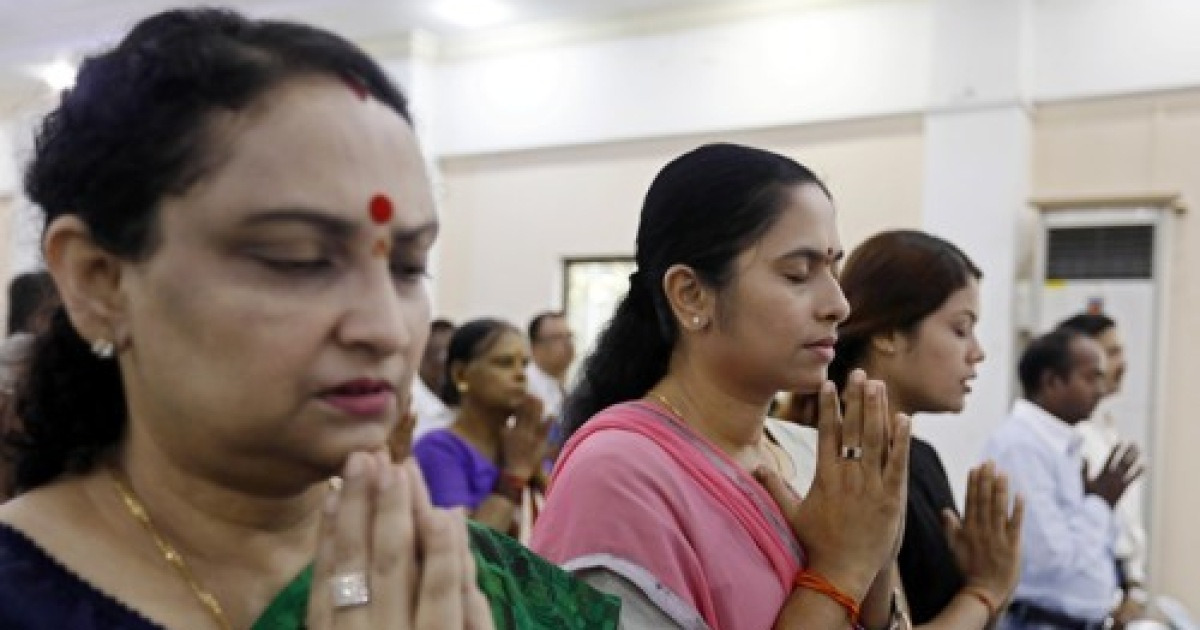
[530,401,805,630]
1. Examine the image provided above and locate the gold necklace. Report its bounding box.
[109,470,233,630]
[650,391,686,420]
[650,391,786,477]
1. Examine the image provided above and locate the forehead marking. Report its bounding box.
[372,236,391,258]
[369,194,394,224]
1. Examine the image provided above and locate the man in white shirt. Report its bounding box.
[1057,313,1150,617]
[526,311,574,438]
[411,318,455,439]
[985,328,1142,630]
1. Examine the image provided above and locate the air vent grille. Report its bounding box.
[1046,225,1154,280]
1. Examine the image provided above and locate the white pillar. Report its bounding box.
[916,0,1034,502]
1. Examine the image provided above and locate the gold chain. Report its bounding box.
[649,391,686,420]
[650,391,786,478]
[109,470,233,630]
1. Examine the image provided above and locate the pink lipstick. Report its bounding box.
[805,336,838,363]
[320,379,395,418]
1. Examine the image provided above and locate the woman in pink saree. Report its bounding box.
[532,143,911,630]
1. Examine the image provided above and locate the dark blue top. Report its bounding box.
[0,523,163,629]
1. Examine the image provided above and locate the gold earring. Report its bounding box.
[457,382,469,394]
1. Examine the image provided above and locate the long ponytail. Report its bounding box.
[562,271,674,435]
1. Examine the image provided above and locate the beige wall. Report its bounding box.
[434,114,926,326]
[1035,90,1200,610]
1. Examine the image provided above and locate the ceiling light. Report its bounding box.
[35,59,78,91]
[431,0,513,29]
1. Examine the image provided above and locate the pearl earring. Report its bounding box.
[91,339,115,359]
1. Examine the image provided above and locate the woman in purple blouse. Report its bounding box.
[413,319,551,540]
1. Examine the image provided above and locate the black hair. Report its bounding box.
[1056,313,1115,339]
[563,143,830,436]
[1019,328,1086,399]
[441,318,521,406]
[830,230,981,390]
[528,311,565,343]
[9,8,412,492]
[7,271,58,336]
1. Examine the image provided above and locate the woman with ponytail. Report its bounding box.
[533,143,910,630]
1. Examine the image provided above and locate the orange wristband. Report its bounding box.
[961,586,998,620]
[794,570,862,625]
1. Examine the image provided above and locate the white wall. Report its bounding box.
[1035,0,1200,102]
[429,0,1200,156]
[433,0,932,156]
[435,115,926,326]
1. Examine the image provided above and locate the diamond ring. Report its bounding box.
[330,572,370,609]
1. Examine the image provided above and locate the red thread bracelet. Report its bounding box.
[794,570,862,626]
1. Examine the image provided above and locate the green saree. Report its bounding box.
[250,522,620,630]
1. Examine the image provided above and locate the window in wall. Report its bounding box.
[562,257,635,366]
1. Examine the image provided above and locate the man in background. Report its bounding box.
[526,311,574,446]
[411,318,455,439]
[1058,312,1150,621]
[986,328,1142,630]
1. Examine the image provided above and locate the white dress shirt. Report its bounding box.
[411,377,454,439]
[1075,400,1148,587]
[764,418,818,496]
[984,399,1120,623]
[525,362,564,421]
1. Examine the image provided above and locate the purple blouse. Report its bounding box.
[412,429,499,511]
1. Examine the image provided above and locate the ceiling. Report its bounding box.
[0,0,856,117]
[0,0,763,112]
[0,0,750,66]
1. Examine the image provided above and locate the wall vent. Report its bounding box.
[1046,225,1154,280]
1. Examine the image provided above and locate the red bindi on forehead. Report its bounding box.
[369,194,393,224]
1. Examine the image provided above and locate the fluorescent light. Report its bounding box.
[431,0,513,29]
[36,59,78,91]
